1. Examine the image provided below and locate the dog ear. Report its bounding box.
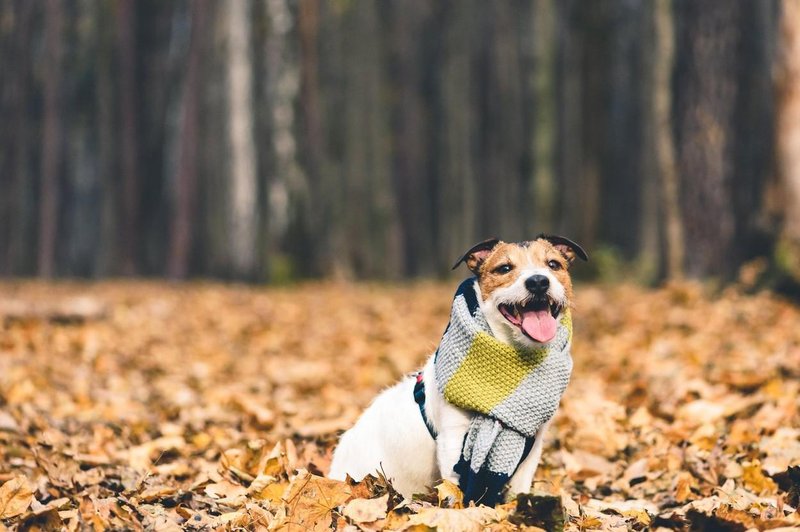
[537,234,589,265]
[452,238,501,274]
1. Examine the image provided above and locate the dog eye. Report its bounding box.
[547,260,562,271]
[494,264,514,274]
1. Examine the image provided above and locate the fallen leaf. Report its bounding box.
[0,476,34,519]
[281,471,351,531]
[741,460,778,495]
[404,506,500,531]
[561,449,614,481]
[434,479,463,509]
[341,494,388,523]
[509,493,565,530]
[205,480,248,507]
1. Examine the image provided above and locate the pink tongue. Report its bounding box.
[520,309,557,343]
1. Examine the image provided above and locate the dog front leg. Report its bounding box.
[434,404,471,484]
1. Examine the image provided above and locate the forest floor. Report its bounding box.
[0,280,799,531]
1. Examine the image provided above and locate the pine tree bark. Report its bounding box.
[530,0,557,234]
[168,0,207,279]
[262,0,300,280]
[3,0,35,274]
[437,1,478,270]
[225,0,258,278]
[674,0,741,278]
[95,1,117,276]
[776,0,800,278]
[116,0,140,275]
[653,0,684,279]
[38,0,64,277]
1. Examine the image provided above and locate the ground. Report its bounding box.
[0,280,799,531]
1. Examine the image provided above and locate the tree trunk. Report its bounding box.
[38,0,64,278]
[168,0,207,279]
[225,0,258,279]
[436,0,478,270]
[262,0,300,281]
[601,1,645,258]
[776,0,800,277]
[529,0,557,235]
[674,0,741,278]
[116,0,140,275]
[652,0,684,279]
[389,0,431,276]
[3,0,35,275]
[95,1,117,276]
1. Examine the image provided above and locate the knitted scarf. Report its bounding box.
[434,278,573,506]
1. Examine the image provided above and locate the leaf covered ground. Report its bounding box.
[0,280,799,531]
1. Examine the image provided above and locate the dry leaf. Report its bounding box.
[2,281,800,529]
[435,479,463,509]
[0,476,34,519]
[205,480,248,507]
[404,506,500,531]
[561,449,614,481]
[281,471,351,531]
[741,460,778,495]
[341,494,388,523]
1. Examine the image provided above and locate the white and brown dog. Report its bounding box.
[329,235,587,501]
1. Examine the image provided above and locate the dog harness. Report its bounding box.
[432,278,573,506]
[413,372,436,439]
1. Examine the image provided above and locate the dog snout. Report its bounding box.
[525,274,550,295]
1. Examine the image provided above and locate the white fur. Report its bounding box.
[328,277,566,500]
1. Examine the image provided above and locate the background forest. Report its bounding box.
[1,0,800,284]
[3,2,800,530]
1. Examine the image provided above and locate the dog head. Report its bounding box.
[453,235,588,349]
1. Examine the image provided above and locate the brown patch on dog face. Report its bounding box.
[475,239,575,301]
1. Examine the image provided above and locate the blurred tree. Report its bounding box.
[39,0,64,278]
[652,0,684,279]
[528,0,557,235]
[261,0,299,281]
[226,0,259,279]
[674,0,741,279]
[0,0,788,282]
[115,0,140,275]
[777,0,800,280]
[1,0,35,275]
[168,0,208,279]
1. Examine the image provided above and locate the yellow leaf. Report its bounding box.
[0,476,34,519]
[741,460,777,495]
[435,479,464,509]
[673,471,697,503]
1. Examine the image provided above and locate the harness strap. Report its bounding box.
[413,373,437,439]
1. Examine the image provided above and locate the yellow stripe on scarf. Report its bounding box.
[443,310,572,414]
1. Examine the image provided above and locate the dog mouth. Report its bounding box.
[498,297,562,343]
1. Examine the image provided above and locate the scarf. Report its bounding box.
[434,278,573,506]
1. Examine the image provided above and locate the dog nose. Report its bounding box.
[525,275,550,294]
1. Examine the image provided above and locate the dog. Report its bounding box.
[329,235,587,502]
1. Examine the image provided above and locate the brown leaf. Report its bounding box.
[204,480,248,507]
[281,471,351,531]
[0,476,34,519]
[561,449,614,481]
[341,494,388,524]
